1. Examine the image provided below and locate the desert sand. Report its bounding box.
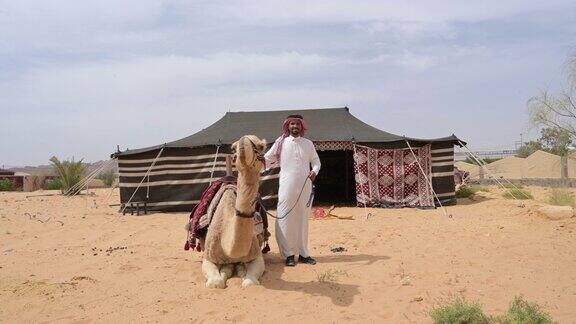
[1,187,576,323]
[456,150,576,180]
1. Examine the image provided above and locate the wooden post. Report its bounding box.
[226,155,233,176]
[561,155,568,179]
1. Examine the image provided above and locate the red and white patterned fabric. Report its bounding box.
[353,144,434,207]
[314,141,353,151]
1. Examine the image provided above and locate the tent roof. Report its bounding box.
[116,107,463,156]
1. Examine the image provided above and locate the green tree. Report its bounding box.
[49,156,87,194]
[517,127,573,157]
[539,127,572,156]
[516,140,543,158]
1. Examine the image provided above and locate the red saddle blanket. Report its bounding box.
[184,176,237,252]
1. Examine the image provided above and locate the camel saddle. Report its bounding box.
[184,176,270,252]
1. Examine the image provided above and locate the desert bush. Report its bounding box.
[456,185,490,198]
[456,186,476,198]
[502,188,532,200]
[0,179,15,191]
[430,295,555,324]
[494,296,554,324]
[46,178,63,190]
[502,183,524,189]
[548,189,575,207]
[97,170,116,187]
[430,296,489,324]
[49,156,86,194]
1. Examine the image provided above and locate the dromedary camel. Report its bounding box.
[202,135,267,288]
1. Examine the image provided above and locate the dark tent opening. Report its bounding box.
[314,151,356,206]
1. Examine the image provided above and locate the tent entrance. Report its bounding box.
[314,150,356,205]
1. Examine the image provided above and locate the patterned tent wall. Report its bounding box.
[350,141,457,206]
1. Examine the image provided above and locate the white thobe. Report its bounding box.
[264,135,321,258]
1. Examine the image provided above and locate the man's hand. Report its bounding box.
[308,171,317,182]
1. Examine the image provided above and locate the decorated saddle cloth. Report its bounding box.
[184,177,264,252]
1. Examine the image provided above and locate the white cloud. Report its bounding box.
[200,0,575,25]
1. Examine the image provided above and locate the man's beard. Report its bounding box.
[290,128,301,136]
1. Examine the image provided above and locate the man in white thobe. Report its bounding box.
[264,114,321,266]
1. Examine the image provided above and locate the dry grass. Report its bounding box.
[316,269,348,283]
[548,189,575,207]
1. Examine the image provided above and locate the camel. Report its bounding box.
[201,135,267,288]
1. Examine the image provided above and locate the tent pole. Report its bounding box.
[226,155,233,176]
[352,143,371,220]
[209,145,221,185]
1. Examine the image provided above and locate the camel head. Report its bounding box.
[231,135,267,174]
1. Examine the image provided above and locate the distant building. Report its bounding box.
[0,169,27,191]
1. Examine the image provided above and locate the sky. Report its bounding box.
[1,0,575,166]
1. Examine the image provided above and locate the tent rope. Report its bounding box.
[66,158,116,196]
[209,144,221,185]
[458,141,528,200]
[405,140,449,217]
[121,146,165,215]
[65,159,111,196]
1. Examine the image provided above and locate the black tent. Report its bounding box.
[113,107,463,211]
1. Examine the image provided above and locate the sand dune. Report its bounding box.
[457,150,576,180]
[1,188,575,322]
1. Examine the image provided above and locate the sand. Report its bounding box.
[457,150,576,180]
[1,188,576,323]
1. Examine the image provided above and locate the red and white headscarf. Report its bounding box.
[274,114,308,162]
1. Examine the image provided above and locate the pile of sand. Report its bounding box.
[457,150,575,180]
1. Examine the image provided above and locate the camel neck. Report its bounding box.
[235,171,260,214]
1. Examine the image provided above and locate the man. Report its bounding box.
[264,114,321,267]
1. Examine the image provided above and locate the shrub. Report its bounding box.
[46,178,63,190]
[502,188,532,200]
[456,185,490,198]
[471,185,490,192]
[49,156,86,194]
[503,183,524,189]
[548,189,575,207]
[494,296,554,324]
[430,296,489,324]
[456,186,475,198]
[96,170,116,187]
[0,179,15,191]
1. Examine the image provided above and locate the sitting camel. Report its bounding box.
[202,135,267,288]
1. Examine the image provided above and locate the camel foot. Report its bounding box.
[241,277,259,287]
[206,276,226,289]
[236,263,247,278]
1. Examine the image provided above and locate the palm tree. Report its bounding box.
[49,156,86,194]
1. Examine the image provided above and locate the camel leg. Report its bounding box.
[235,263,247,278]
[220,264,234,284]
[241,255,265,287]
[202,259,226,289]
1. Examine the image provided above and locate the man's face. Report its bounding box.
[289,120,302,136]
